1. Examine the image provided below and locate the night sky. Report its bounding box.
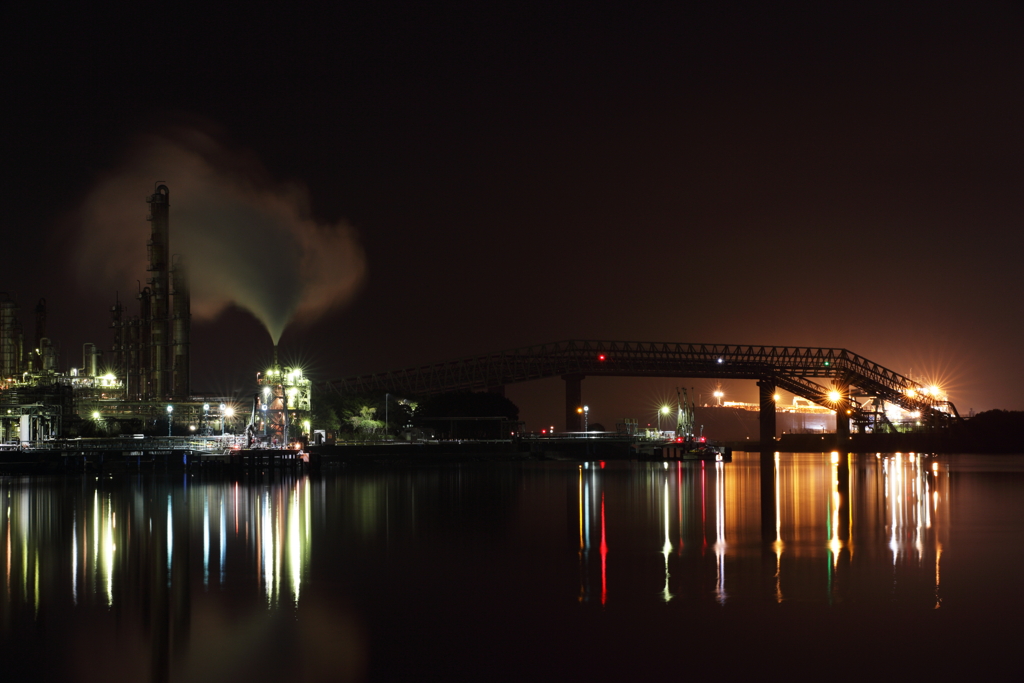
[5,2,1023,429]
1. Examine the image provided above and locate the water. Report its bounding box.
[3,452,1023,682]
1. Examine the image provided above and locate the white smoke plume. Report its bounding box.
[71,124,366,343]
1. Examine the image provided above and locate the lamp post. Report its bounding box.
[219,403,226,435]
[224,407,234,437]
[583,405,589,433]
[659,405,669,432]
[714,390,723,406]
[166,404,173,436]
[203,403,209,436]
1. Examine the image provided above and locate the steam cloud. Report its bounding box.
[71,125,367,343]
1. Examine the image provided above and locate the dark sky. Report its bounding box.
[4,1,1023,428]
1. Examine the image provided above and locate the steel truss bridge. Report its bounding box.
[323,340,959,437]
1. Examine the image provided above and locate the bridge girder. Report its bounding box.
[322,340,949,420]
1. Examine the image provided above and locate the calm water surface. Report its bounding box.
[3,452,1023,682]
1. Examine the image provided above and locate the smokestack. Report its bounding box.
[146,183,171,399]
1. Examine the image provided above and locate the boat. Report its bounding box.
[630,387,732,461]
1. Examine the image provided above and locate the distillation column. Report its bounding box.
[171,254,190,400]
[146,184,171,400]
[0,294,19,378]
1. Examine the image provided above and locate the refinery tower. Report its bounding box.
[110,183,191,401]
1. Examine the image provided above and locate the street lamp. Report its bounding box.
[583,405,589,433]
[659,405,669,432]
[203,403,210,435]
[166,404,173,436]
[219,403,226,435]
[223,406,234,436]
[713,390,723,406]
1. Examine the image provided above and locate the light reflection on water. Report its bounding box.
[2,453,1022,681]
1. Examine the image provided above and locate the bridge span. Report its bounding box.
[322,340,959,440]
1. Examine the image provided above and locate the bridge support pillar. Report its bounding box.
[757,379,776,446]
[563,374,584,432]
[835,382,851,443]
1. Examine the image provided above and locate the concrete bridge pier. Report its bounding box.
[835,381,851,443]
[563,374,584,432]
[757,379,776,446]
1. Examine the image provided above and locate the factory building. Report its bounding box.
[0,184,206,443]
[2,183,312,447]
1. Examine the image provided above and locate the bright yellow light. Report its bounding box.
[224,407,234,417]
[906,388,917,398]
[92,411,100,419]
[773,394,781,402]
[576,407,583,414]
[661,406,670,414]
[932,462,939,472]
[830,452,839,464]
[929,385,941,397]
[828,390,842,402]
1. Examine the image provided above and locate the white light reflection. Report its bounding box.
[220,497,226,585]
[262,493,275,604]
[71,510,78,605]
[203,493,210,587]
[102,494,114,605]
[880,453,946,603]
[661,476,673,603]
[289,485,302,604]
[167,495,173,583]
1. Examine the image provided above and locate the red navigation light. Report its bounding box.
[676,437,683,443]
[541,428,547,434]
[700,436,706,443]
[598,354,606,361]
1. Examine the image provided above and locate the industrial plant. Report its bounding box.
[0,184,311,449]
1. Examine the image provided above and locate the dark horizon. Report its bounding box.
[5,2,1023,429]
